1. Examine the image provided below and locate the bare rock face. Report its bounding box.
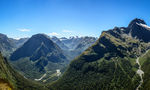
[126,18,150,42]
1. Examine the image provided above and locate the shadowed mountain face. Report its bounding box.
[49,18,150,90]
[126,18,150,42]
[10,34,66,62]
[9,34,68,81]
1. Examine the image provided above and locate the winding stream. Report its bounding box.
[136,50,149,90]
[136,57,144,90]
[34,74,46,81]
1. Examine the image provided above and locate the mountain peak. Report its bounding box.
[32,33,49,39]
[128,18,146,28]
[10,33,63,61]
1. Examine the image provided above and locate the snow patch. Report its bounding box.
[136,23,150,29]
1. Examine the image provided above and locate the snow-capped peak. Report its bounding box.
[136,23,150,29]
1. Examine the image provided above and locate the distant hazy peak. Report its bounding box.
[0,33,8,38]
[59,37,67,41]
[51,36,59,40]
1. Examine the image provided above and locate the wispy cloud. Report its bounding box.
[17,28,31,32]
[62,30,73,33]
[48,32,60,36]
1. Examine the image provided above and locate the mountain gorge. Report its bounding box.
[49,18,150,90]
[60,36,97,50]
[58,36,97,60]
[51,36,69,50]
[73,36,97,57]
[10,38,28,48]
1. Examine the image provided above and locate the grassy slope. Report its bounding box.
[0,52,48,90]
[48,31,144,90]
[139,50,150,89]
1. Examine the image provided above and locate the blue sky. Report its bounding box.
[0,0,150,39]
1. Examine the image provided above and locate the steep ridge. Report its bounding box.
[0,52,48,90]
[49,18,150,90]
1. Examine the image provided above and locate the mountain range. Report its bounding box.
[0,32,97,83]
[1,18,150,90]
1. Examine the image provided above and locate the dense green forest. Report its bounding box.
[49,19,150,90]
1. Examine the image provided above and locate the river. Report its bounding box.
[136,50,149,90]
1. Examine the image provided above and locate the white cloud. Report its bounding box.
[48,32,60,36]
[17,28,31,32]
[62,30,73,33]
